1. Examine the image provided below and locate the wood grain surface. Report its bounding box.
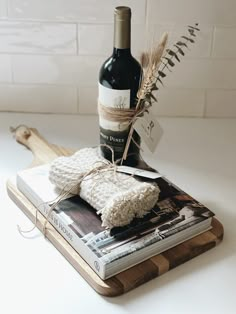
[6,125,224,297]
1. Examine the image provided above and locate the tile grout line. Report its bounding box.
[209,25,216,57]
[203,89,207,118]
[144,0,148,36]
[6,0,9,17]
[77,86,80,113]
[10,54,14,83]
[76,23,79,55]
[0,18,147,26]
[1,52,235,60]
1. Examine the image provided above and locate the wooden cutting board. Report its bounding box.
[6,125,224,297]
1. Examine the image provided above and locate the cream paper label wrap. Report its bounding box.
[98,83,131,154]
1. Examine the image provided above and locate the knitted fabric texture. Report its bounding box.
[49,148,160,228]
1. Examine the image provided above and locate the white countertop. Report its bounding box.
[0,113,235,314]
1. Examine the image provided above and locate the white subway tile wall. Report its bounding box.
[0,0,235,117]
[0,84,77,113]
[12,55,104,85]
[206,90,236,117]
[0,1,7,17]
[8,0,146,23]
[0,21,77,54]
[0,55,12,83]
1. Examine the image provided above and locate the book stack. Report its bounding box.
[17,164,214,280]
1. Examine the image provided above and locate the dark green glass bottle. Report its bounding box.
[98,6,142,166]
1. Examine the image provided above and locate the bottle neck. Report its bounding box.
[112,47,131,57]
[113,12,131,50]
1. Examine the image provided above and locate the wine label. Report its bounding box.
[100,126,128,153]
[99,83,130,109]
[98,83,131,154]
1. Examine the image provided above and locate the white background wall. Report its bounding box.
[0,0,235,118]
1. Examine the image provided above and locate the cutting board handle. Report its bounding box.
[10,125,74,166]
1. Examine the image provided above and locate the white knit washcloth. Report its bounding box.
[49,148,160,228]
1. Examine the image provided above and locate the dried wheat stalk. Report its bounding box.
[122,24,200,162]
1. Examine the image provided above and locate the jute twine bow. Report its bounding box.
[17,145,129,237]
[98,100,150,163]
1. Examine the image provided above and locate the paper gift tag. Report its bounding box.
[117,165,163,179]
[133,109,163,153]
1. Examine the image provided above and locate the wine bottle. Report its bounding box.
[98,6,142,166]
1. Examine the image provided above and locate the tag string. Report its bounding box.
[17,144,137,238]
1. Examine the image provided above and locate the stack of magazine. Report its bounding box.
[16,164,214,280]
